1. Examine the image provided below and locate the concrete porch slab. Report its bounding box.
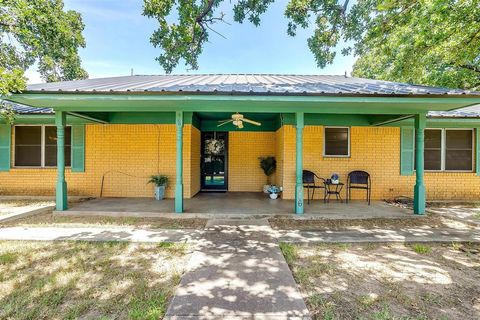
[56,192,413,220]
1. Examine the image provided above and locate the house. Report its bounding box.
[1,74,480,215]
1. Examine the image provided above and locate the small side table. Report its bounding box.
[324,182,344,203]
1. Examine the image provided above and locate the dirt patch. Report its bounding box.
[0,240,190,319]
[0,210,207,229]
[269,213,476,231]
[281,242,480,319]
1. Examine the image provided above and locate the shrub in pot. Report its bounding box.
[148,175,168,200]
[259,156,276,193]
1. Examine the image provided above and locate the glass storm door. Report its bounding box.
[201,132,228,191]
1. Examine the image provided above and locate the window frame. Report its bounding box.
[323,126,351,158]
[13,125,72,168]
[418,128,474,173]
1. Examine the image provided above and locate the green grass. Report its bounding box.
[0,252,17,265]
[0,241,189,320]
[279,243,298,266]
[411,244,432,254]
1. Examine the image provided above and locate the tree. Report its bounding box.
[143,0,479,90]
[1,0,88,122]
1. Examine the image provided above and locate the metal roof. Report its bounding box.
[6,102,53,114]
[26,74,480,96]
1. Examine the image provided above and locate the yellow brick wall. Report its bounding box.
[280,125,480,201]
[189,126,201,197]
[2,123,479,201]
[0,124,197,199]
[275,127,284,188]
[228,131,276,192]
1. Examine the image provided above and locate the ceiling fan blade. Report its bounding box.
[217,119,233,127]
[242,118,261,126]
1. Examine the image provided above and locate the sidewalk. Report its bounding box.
[1,225,479,244]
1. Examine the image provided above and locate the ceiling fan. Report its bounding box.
[217,113,261,129]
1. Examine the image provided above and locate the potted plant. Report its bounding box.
[259,156,276,193]
[267,185,282,199]
[148,175,168,200]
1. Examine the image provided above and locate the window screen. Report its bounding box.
[324,127,349,156]
[15,126,41,166]
[14,126,72,167]
[445,130,473,171]
[424,129,442,170]
[44,126,71,167]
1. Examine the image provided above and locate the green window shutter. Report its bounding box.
[400,126,415,176]
[0,125,11,171]
[71,125,85,172]
[476,128,480,176]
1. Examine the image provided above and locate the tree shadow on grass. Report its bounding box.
[0,240,190,320]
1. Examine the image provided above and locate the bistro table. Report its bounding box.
[324,181,344,203]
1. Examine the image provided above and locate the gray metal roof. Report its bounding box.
[6,102,53,114]
[26,74,480,96]
[428,105,480,118]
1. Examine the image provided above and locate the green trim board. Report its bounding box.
[8,93,480,114]
[0,114,93,125]
[0,124,11,171]
[400,127,415,176]
[71,125,85,172]
[108,112,175,124]
[393,118,480,128]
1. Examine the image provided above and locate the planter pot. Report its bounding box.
[269,193,279,200]
[154,185,166,200]
[263,185,271,194]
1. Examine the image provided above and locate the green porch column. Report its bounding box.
[295,112,304,214]
[55,111,68,211]
[414,113,426,214]
[175,111,183,213]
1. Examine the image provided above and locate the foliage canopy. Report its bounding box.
[143,0,479,90]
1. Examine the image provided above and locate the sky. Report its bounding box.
[26,0,356,84]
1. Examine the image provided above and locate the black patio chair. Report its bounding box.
[303,170,326,204]
[346,170,371,205]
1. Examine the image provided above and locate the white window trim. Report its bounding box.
[13,125,72,168]
[420,128,474,172]
[323,126,351,158]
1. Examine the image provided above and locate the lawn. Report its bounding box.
[280,242,480,320]
[0,240,190,319]
[270,213,476,231]
[1,211,207,229]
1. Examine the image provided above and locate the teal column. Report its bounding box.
[295,112,304,214]
[55,111,68,211]
[413,113,426,214]
[175,111,184,213]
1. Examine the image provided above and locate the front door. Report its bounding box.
[201,132,228,191]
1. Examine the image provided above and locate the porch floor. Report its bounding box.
[60,192,413,219]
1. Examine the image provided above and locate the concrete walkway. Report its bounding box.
[164,220,310,320]
[1,225,479,244]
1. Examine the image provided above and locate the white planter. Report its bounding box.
[269,193,279,200]
[263,184,271,194]
[154,185,166,200]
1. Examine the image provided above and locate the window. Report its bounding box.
[14,125,71,167]
[324,127,350,157]
[416,128,473,171]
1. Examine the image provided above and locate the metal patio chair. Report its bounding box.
[346,170,371,205]
[303,170,326,204]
